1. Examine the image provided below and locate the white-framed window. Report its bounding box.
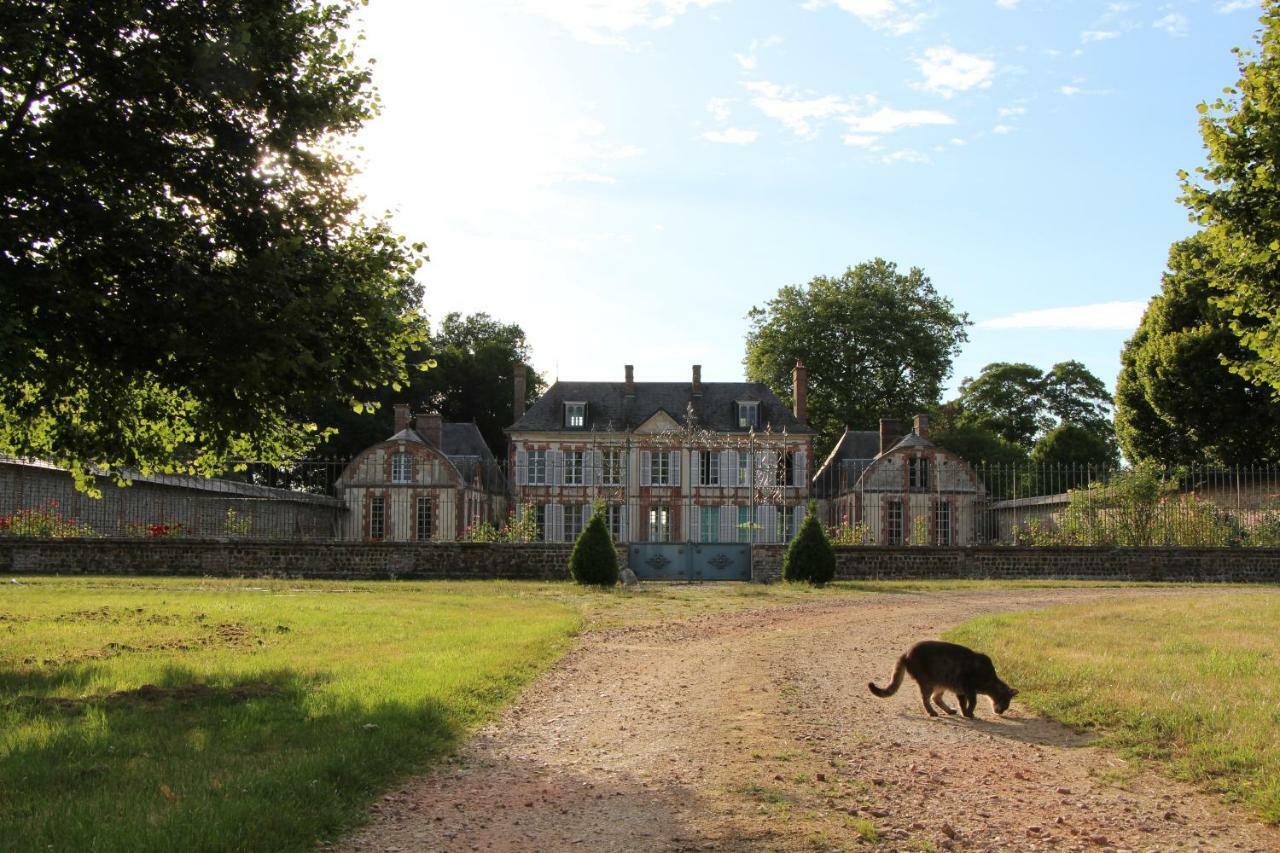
[737,402,759,429]
[698,452,720,486]
[391,451,411,484]
[564,504,585,541]
[534,504,547,541]
[779,452,796,487]
[909,456,930,490]
[888,500,904,545]
[606,504,624,541]
[700,506,720,541]
[737,453,750,487]
[936,501,952,546]
[650,451,670,486]
[369,496,385,541]
[564,450,585,485]
[416,497,433,541]
[527,450,548,485]
[564,402,586,428]
[647,505,671,542]
[603,449,624,486]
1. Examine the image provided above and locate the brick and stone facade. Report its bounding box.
[336,406,506,542]
[507,364,815,545]
[812,415,984,546]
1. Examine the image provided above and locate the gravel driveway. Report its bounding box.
[338,588,1280,852]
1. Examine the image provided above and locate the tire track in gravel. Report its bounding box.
[337,588,1280,852]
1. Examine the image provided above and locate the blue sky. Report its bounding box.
[351,0,1263,403]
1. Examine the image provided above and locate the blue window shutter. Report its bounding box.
[725,451,739,487]
[669,451,680,487]
[639,451,652,486]
[689,505,701,542]
[690,451,701,487]
[515,449,528,486]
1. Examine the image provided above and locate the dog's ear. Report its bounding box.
[1010,688,1020,697]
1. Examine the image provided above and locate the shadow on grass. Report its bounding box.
[0,664,461,853]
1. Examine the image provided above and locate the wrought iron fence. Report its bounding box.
[5,451,1280,548]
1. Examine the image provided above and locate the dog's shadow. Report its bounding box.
[926,711,1096,748]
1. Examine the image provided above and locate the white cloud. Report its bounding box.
[1081,30,1121,43]
[844,106,955,133]
[992,123,1013,134]
[1060,84,1081,96]
[803,0,927,36]
[950,136,967,145]
[707,97,736,122]
[1154,12,1189,37]
[978,301,1146,330]
[521,0,727,47]
[996,0,1020,8]
[1059,79,1112,96]
[734,35,783,71]
[1217,1,1258,12]
[702,127,760,144]
[881,148,930,164]
[842,134,879,147]
[914,46,996,98]
[742,80,864,137]
[997,105,1026,118]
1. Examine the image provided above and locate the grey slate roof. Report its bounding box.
[508,381,815,434]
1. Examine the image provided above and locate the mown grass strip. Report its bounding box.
[945,591,1280,823]
[0,578,579,852]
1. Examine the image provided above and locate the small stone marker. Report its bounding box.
[620,567,639,587]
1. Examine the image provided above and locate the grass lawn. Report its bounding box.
[0,575,1201,851]
[946,590,1280,824]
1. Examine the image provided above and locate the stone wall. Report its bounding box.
[0,538,610,581]
[6,537,1280,583]
[750,544,1280,583]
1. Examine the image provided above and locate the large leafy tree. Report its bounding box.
[953,363,1050,448]
[950,360,1114,452]
[0,0,428,485]
[1180,1,1280,394]
[1115,236,1280,465]
[744,259,970,457]
[312,313,544,460]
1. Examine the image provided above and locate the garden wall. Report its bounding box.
[751,544,1280,583]
[5,538,1280,583]
[0,538,607,581]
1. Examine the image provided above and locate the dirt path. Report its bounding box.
[338,588,1280,852]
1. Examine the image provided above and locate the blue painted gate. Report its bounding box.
[628,542,751,581]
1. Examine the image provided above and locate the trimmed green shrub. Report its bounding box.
[569,510,619,587]
[783,502,835,585]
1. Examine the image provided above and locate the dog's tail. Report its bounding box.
[868,655,907,698]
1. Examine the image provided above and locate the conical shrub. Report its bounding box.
[569,510,619,587]
[782,502,835,585]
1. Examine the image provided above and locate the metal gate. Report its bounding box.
[628,542,751,581]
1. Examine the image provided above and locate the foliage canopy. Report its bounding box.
[1180,0,1280,397]
[745,259,970,458]
[0,0,428,485]
[1115,236,1280,465]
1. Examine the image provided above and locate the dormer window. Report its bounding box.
[564,402,586,429]
[391,451,411,483]
[736,401,759,429]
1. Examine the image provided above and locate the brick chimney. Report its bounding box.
[393,403,411,435]
[692,364,702,396]
[879,417,903,455]
[913,413,930,439]
[416,411,443,448]
[624,364,635,395]
[792,359,808,422]
[513,362,527,422]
